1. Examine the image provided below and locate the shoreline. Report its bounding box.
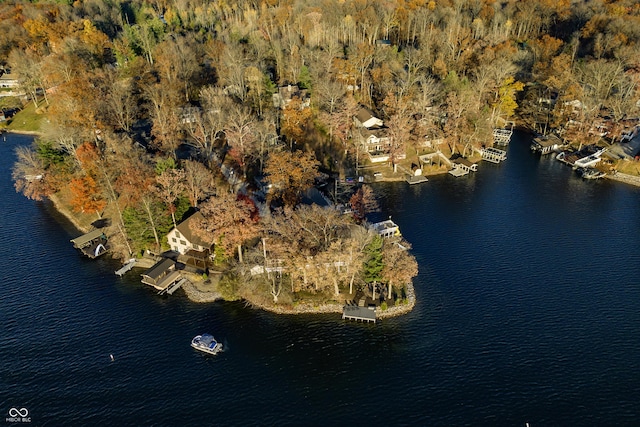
[48,193,92,234]
[195,278,417,319]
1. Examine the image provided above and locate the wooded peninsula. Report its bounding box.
[3,0,639,315]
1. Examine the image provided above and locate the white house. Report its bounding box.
[354,106,383,129]
[357,128,392,162]
[167,212,212,255]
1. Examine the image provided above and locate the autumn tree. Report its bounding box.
[69,175,106,217]
[12,145,53,201]
[349,185,379,223]
[144,82,182,157]
[193,191,260,263]
[490,77,525,127]
[264,150,320,207]
[280,97,313,147]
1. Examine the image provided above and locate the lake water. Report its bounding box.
[2,132,640,426]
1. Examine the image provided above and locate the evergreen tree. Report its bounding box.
[363,234,384,285]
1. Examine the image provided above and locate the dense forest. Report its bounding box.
[3,0,639,309]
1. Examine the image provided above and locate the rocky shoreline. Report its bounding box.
[211,278,417,319]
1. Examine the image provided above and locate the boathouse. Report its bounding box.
[531,135,563,155]
[343,305,376,323]
[141,258,180,291]
[449,157,478,177]
[70,229,108,258]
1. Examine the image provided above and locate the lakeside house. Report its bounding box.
[358,127,391,163]
[167,212,213,269]
[370,219,401,238]
[449,157,478,177]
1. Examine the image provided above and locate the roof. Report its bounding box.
[361,127,388,139]
[453,157,474,167]
[533,134,563,147]
[356,107,379,125]
[343,305,376,321]
[70,229,105,248]
[142,258,175,280]
[174,212,212,248]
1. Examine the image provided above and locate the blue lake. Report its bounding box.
[1,132,640,426]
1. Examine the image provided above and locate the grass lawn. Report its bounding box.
[5,101,47,133]
[615,159,640,176]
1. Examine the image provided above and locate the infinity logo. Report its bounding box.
[8,408,28,418]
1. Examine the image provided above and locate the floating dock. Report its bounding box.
[406,175,428,185]
[343,305,376,323]
[115,259,137,276]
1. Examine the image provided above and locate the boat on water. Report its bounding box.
[191,334,223,355]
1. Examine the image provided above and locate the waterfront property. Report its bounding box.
[531,134,564,155]
[449,157,478,177]
[370,219,400,238]
[167,212,213,269]
[70,229,108,259]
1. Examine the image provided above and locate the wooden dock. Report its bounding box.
[343,305,376,323]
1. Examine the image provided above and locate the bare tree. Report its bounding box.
[183,159,216,207]
[155,167,186,228]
